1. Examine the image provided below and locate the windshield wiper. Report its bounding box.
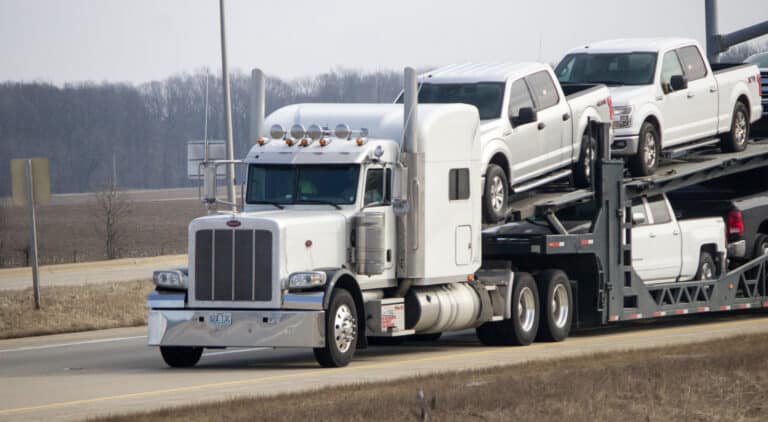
[248,200,284,209]
[298,199,342,210]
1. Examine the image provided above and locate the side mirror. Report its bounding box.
[513,107,538,126]
[670,75,688,92]
[632,211,646,225]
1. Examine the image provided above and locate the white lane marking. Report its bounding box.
[0,336,147,354]
[203,347,270,357]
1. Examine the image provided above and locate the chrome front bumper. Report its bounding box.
[610,134,639,156]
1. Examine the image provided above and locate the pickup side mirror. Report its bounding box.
[512,107,538,127]
[632,211,647,225]
[670,75,688,92]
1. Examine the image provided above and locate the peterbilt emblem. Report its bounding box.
[226,220,241,227]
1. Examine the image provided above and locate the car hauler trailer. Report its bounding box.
[148,67,768,368]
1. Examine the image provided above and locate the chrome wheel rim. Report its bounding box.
[734,111,747,146]
[643,131,657,169]
[551,284,569,329]
[333,304,356,353]
[584,141,595,179]
[489,176,505,212]
[760,242,768,256]
[700,261,714,280]
[517,287,536,333]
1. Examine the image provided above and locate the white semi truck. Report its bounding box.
[148,68,768,368]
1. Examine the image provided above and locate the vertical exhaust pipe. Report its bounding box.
[403,67,419,154]
[250,68,266,142]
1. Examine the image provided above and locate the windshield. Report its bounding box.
[555,53,658,86]
[406,82,505,120]
[746,53,768,68]
[246,164,360,205]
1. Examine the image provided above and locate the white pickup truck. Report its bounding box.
[556,38,763,176]
[397,63,613,223]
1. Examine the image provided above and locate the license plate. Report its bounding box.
[207,312,232,329]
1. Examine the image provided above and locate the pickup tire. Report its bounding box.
[720,102,749,153]
[629,122,660,177]
[160,346,203,368]
[694,252,716,281]
[475,272,539,346]
[314,288,357,367]
[483,164,508,224]
[573,132,597,188]
[535,270,573,342]
[753,234,768,259]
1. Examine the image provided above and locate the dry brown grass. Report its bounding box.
[0,280,153,339]
[0,200,205,267]
[95,333,768,422]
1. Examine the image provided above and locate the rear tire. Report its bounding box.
[573,132,597,188]
[629,121,660,177]
[720,102,749,153]
[475,272,539,346]
[753,234,768,259]
[695,252,716,281]
[535,270,573,342]
[160,346,203,368]
[411,332,442,342]
[483,164,508,224]
[314,288,357,367]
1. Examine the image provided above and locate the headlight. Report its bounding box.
[153,269,188,290]
[287,271,327,290]
[612,105,633,129]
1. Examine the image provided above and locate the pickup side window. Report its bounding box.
[449,168,470,200]
[508,79,535,126]
[660,51,684,92]
[677,46,707,81]
[525,71,560,110]
[631,198,649,226]
[647,195,672,224]
[364,168,391,206]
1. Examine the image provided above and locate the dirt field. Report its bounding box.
[0,199,205,267]
[0,280,153,339]
[94,333,768,422]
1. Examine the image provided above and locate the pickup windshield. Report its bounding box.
[405,82,505,120]
[246,164,360,206]
[556,53,658,86]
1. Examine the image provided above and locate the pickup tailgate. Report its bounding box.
[676,217,726,280]
[563,84,613,124]
[711,63,763,128]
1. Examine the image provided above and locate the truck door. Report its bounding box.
[676,45,719,139]
[525,70,572,174]
[657,50,688,146]
[506,78,541,183]
[362,167,396,280]
[632,195,683,283]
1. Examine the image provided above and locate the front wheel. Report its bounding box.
[695,252,716,281]
[160,346,203,368]
[573,132,597,188]
[629,121,660,177]
[720,102,749,153]
[483,164,508,224]
[314,288,358,367]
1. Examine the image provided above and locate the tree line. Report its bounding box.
[0,69,403,196]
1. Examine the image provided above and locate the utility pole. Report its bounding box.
[26,160,41,309]
[219,0,235,203]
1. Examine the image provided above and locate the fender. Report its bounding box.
[481,138,514,182]
[320,268,368,348]
[720,82,752,133]
[574,107,602,161]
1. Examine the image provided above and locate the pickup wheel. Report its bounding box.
[720,102,749,153]
[314,288,358,367]
[629,122,660,177]
[160,346,203,368]
[573,132,597,188]
[475,272,539,346]
[695,252,716,281]
[483,164,508,224]
[535,270,573,342]
[753,234,768,259]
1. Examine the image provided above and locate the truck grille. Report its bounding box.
[194,229,273,302]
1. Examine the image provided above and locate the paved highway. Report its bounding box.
[0,313,767,421]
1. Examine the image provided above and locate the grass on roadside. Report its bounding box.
[96,333,768,422]
[0,280,153,339]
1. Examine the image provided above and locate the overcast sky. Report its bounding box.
[1,0,767,85]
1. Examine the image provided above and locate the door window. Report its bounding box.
[507,79,535,126]
[646,195,672,224]
[449,168,470,200]
[660,51,684,92]
[364,168,391,206]
[525,71,560,109]
[631,198,649,226]
[676,46,707,81]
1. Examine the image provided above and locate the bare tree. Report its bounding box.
[93,184,131,259]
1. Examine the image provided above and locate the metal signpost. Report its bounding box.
[705,0,768,62]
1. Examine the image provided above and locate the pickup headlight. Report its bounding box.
[612,105,633,129]
[287,271,327,290]
[153,269,188,290]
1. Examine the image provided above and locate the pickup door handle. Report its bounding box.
[537,122,546,130]
[709,86,717,93]
[687,92,695,99]
[562,113,570,121]
[672,230,680,236]
[649,233,656,238]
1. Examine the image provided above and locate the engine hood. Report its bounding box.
[478,118,507,139]
[607,85,656,107]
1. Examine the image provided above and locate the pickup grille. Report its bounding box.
[194,229,272,302]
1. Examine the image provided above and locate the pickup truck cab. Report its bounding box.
[398,63,613,223]
[556,38,763,176]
